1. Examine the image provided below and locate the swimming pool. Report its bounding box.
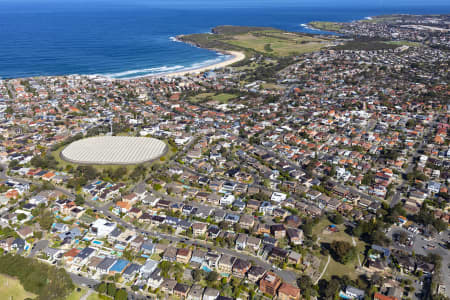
[202,266,212,272]
[92,240,103,246]
[339,291,353,299]
[115,244,126,250]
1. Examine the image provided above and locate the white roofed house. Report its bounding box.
[271,192,287,203]
[90,218,117,237]
[140,259,159,277]
[220,194,235,206]
[29,195,48,206]
[427,181,441,194]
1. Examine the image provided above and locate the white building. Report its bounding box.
[220,194,235,206]
[90,219,117,237]
[271,192,287,203]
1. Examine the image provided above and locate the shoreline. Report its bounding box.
[146,50,246,78]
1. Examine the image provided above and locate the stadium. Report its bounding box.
[61,136,167,165]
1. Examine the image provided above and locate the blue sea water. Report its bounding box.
[0,0,448,79]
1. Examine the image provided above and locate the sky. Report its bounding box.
[1,0,449,6]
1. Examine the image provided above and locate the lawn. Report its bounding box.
[308,21,343,31]
[66,287,88,300]
[384,41,423,47]
[0,273,37,300]
[227,30,329,56]
[313,218,366,280]
[87,292,112,300]
[189,93,237,104]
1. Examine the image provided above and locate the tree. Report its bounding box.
[329,213,344,225]
[192,269,205,281]
[159,261,172,278]
[17,213,27,221]
[96,282,107,294]
[107,282,117,297]
[115,289,128,300]
[330,240,356,264]
[206,271,219,283]
[75,194,85,206]
[39,210,54,231]
[297,275,314,298]
[302,222,313,237]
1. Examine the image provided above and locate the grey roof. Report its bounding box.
[109,227,122,238]
[58,227,81,241]
[97,257,117,271]
[43,247,61,257]
[76,247,95,259]
[123,263,141,276]
[346,286,365,297]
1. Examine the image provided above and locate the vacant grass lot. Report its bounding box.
[66,287,87,300]
[0,274,36,300]
[313,218,366,280]
[87,292,112,300]
[227,31,328,56]
[189,93,237,104]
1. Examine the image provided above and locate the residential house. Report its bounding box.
[96,257,117,275]
[110,259,130,275]
[174,283,190,298]
[203,287,220,300]
[278,283,301,300]
[247,265,266,282]
[187,285,204,300]
[271,224,286,239]
[288,251,302,265]
[235,233,247,250]
[217,254,236,274]
[190,249,206,265]
[161,279,177,295]
[232,258,251,278]
[192,222,207,237]
[239,214,255,230]
[148,271,164,289]
[246,236,261,252]
[259,272,282,297]
[141,241,155,255]
[123,263,141,281]
[140,259,159,277]
[74,247,96,265]
[177,248,192,264]
[286,228,303,245]
[163,246,178,262]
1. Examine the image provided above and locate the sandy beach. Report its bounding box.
[150,50,246,78]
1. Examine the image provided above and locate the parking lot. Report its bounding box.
[388,226,450,297]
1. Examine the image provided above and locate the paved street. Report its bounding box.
[87,199,298,284]
[28,239,49,258]
[387,226,450,297]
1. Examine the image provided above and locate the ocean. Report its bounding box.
[0,0,448,79]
